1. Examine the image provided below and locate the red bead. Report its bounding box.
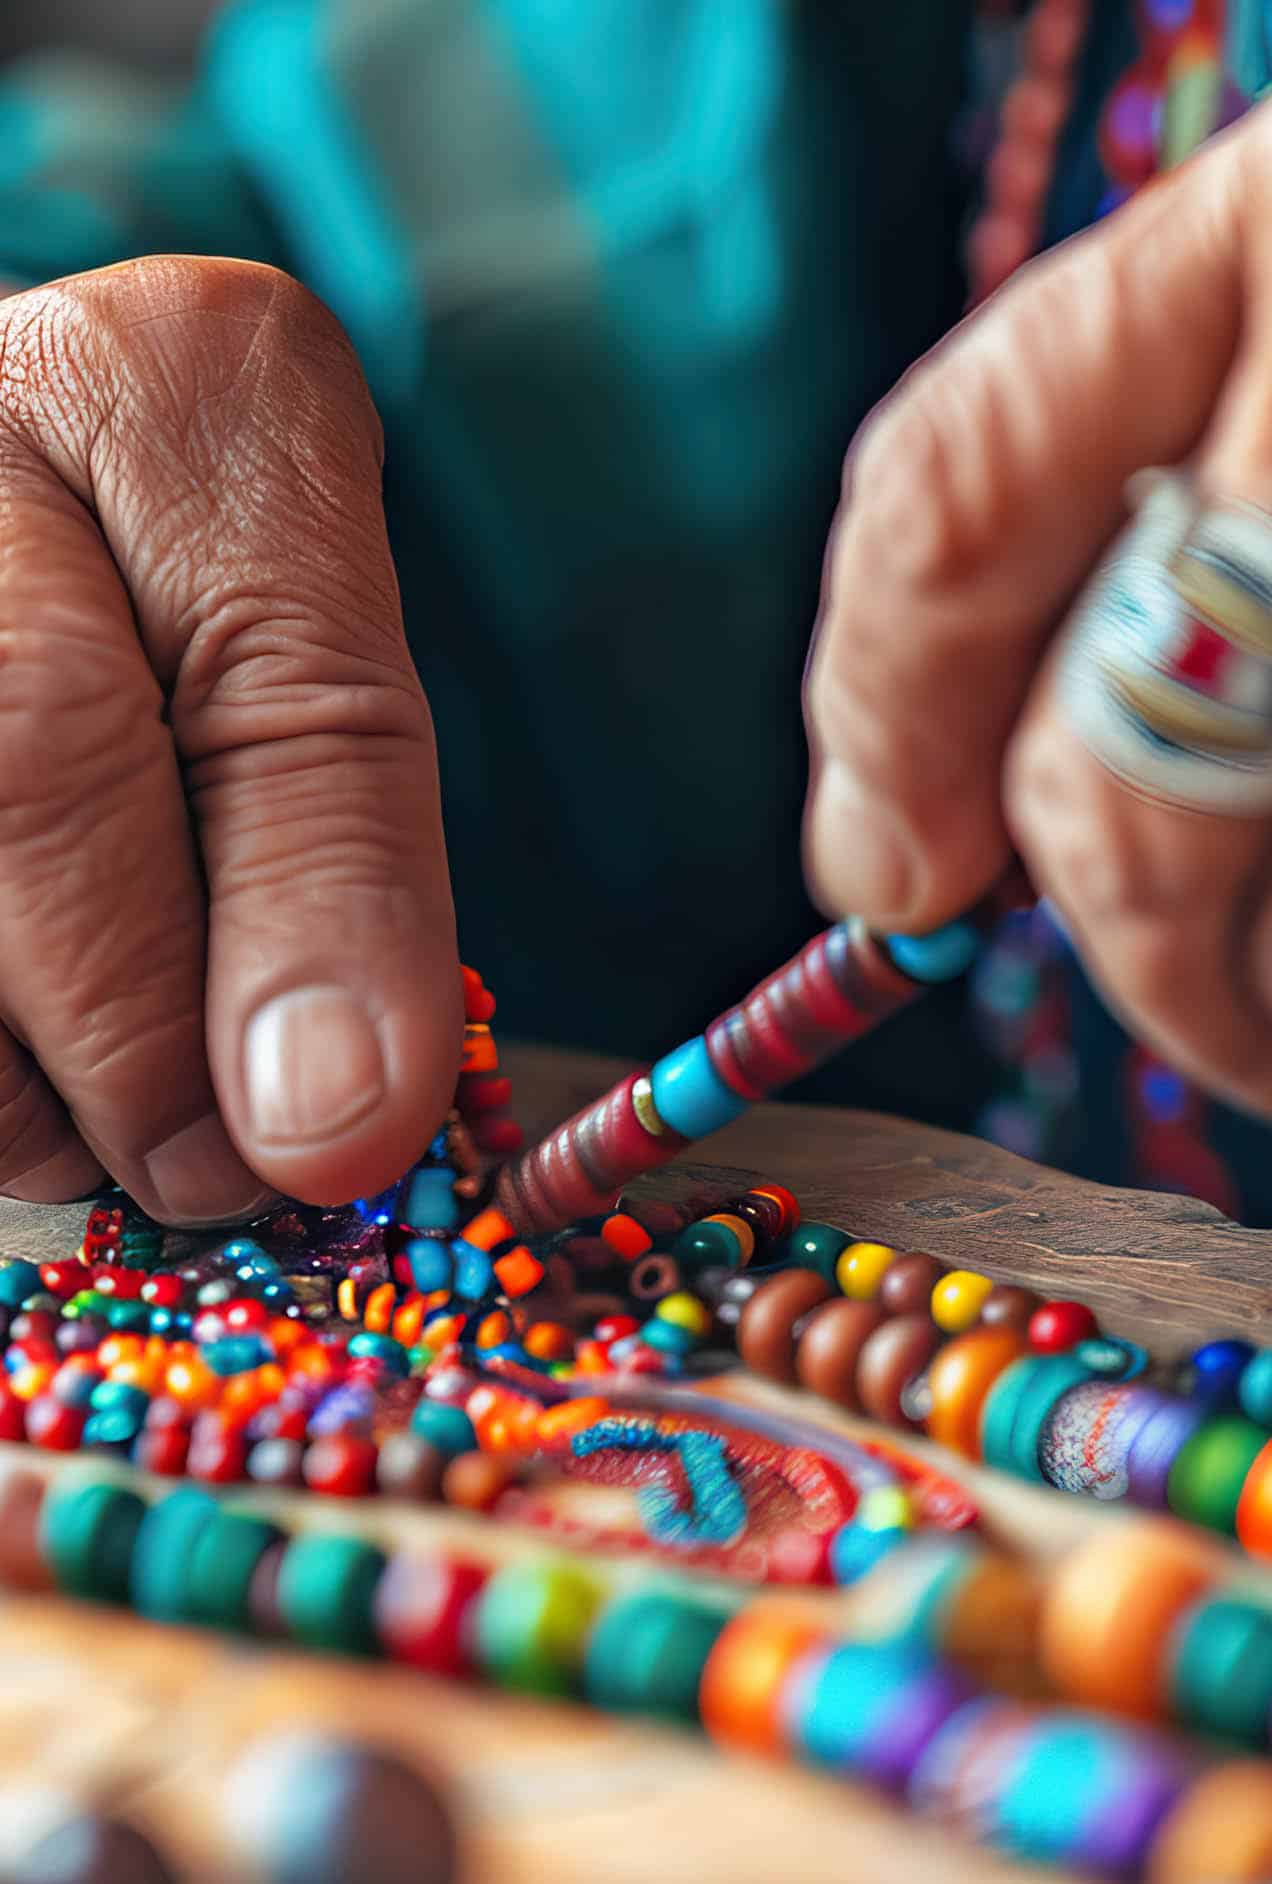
[141,1274,183,1309]
[187,1413,248,1484]
[456,1073,513,1115]
[10,1311,56,1346]
[302,1431,378,1497]
[1028,1300,1099,1353]
[372,1553,489,1675]
[474,1116,524,1155]
[594,1315,640,1345]
[9,1335,57,1369]
[25,1395,87,1451]
[133,1425,190,1476]
[0,1384,27,1441]
[144,1395,191,1431]
[224,1299,271,1334]
[765,1526,837,1587]
[40,1261,84,1299]
[91,1265,146,1300]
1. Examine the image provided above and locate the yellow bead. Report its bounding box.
[930,1269,994,1333]
[655,1291,713,1338]
[835,1240,896,1300]
[858,1486,915,1533]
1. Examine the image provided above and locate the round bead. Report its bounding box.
[1038,1381,1170,1500]
[1167,1415,1268,1535]
[186,1510,283,1631]
[834,1241,895,1301]
[1125,1397,1209,1509]
[0,1260,42,1307]
[373,1552,489,1675]
[654,1292,712,1338]
[750,1185,800,1235]
[583,1590,729,1723]
[700,1214,755,1264]
[302,1432,379,1499]
[790,1641,969,1793]
[1236,1437,1272,1556]
[737,1271,832,1384]
[277,1534,387,1655]
[12,1815,178,1884]
[926,1328,1028,1459]
[40,1479,146,1604]
[672,1220,745,1274]
[1239,1350,1272,1427]
[941,1553,1044,1692]
[775,1223,850,1283]
[929,1271,994,1334]
[1039,1520,1225,1719]
[877,1253,945,1315]
[793,1300,886,1409]
[474,1563,605,1696]
[1186,1338,1256,1410]
[409,1401,476,1457]
[375,1433,446,1502]
[1167,1595,1272,1745]
[1147,1763,1272,1884]
[440,1451,516,1513]
[990,1714,1186,1874]
[223,1735,457,1884]
[1027,1300,1099,1352]
[855,1315,942,1426]
[978,1285,1042,1332]
[698,1610,828,1756]
[129,1486,218,1620]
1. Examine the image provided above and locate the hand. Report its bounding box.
[804,105,1272,1119]
[0,257,460,1220]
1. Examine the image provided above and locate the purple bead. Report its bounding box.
[1072,1743,1189,1875]
[867,1668,972,1793]
[1125,1397,1209,1508]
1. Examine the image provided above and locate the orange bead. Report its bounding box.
[336,1277,360,1321]
[573,1340,610,1376]
[9,1363,53,1402]
[926,1327,1029,1459]
[600,1214,653,1261]
[704,1213,756,1264]
[699,1609,828,1756]
[1039,1519,1226,1720]
[475,1310,511,1350]
[288,1342,334,1382]
[442,1449,516,1512]
[97,1335,144,1372]
[363,1282,398,1335]
[108,1357,166,1394]
[462,1207,515,1252]
[461,1023,499,1075]
[164,1357,222,1411]
[535,1397,611,1451]
[524,1322,574,1363]
[423,1313,464,1352]
[268,1317,306,1355]
[460,963,497,1023]
[1148,1763,1272,1883]
[1235,1437,1272,1556]
[493,1247,545,1299]
[392,1295,428,1348]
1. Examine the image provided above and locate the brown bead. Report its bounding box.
[375,1433,446,1502]
[14,1815,177,1884]
[248,1540,288,1636]
[979,1284,1042,1332]
[856,1314,943,1426]
[441,1450,515,1513]
[0,1466,52,1592]
[794,1300,887,1409]
[629,1254,681,1301]
[737,1270,833,1383]
[878,1252,945,1317]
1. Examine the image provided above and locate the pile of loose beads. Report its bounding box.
[723,1232,1272,1553]
[7,1458,1272,1883]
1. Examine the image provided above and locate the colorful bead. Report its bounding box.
[884,921,981,984]
[474,1563,605,1696]
[1167,1416,1268,1535]
[277,1534,387,1655]
[583,1590,729,1723]
[930,1271,995,1335]
[1186,1338,1256,1410]
[650,1036,750,1139]
[776,1222,850,1283]
[1238,1350,1272,1427]
[1027,1301,1099,1352]
[39,1478,145,1604]
[834,1240,895,1300]
[699,1610,828,1756]
[372,1552,488,1676]
[927,1329,1028,1460]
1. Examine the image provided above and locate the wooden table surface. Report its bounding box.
[1,1041,1270,1884]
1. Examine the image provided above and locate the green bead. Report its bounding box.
[1168,1416,1269,1535]
[475,1563,605,1695]
[0,1260,41,1306]
[583,1591,729,1722]
[186,1510,283,1631]
[65,1290,111,1319]
[1169,1596,1272,1745]
[409,1401,476,1456]
[41,1479,147,1603]
[774,1223,851,1282]
[105,1299,150,1332]
[672,1221,744,1273]
[277,1534,387,1655]
[130,1486,219,1620]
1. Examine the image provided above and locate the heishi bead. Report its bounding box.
[650,1036,750,1139]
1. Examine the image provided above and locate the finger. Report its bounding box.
[804,111,1251,931]
[0,405,270,1223]
[62,259,461,1205]
[0,1020,103,1204]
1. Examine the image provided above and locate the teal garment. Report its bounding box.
[0,2,981,1109]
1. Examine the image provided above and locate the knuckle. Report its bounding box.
[0,1049,64,1186]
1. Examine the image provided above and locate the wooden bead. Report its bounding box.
[878,1253,945,1316]
[979,1285,1041,1331]
[926,1328,1028,1459]
[1039,1520,1225,1720]
[1147,1763,1272,1884]
[794,1301,886,1409]
[855,1316,943,1427]
[737,1271,832,1383]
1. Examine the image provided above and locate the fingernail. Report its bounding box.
[144,1113,275,1225]
[244,986,386,1147]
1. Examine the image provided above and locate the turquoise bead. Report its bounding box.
[409,1401,476,1456]
[452,1241,495,1300]
[886,921,981,985]
[1169,1595,1272,1745]
[583,1591,729,1722]
[776,1222,850,1282]
[0,1260,41,1307]
[639,1317,695,1356]
[672,1220,744,1273]
[650,1037,749,1139]
[407,1239,453,1293]
[41,1479,147,1603]
[346,1332,410,1375]
[401,1168,460,1233]
[277,1534,387,1655]
[203,1336,272,1376]
[1239,1349,1272,1426]
[186,1510,283,1631]
[130,1487,219,1620]
[105,1300,150,1332]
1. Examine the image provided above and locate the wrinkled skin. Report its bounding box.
[0,257,459,1221]
[805,105,1272,1122]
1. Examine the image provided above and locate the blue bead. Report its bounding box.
[451,1240,495,1301]
[84,1406,146,1449]
[639,1318,696,1356]
[406,1239,454,1294]
[650,1037,749,1139]
[223,1239,273,1270]
[1240,1350,1272,1426]
[1188,1338,1256,1410]
[202,1335,272,1377]
[829,1523,907,1586]
[346,1332,409,1376]
[409,1400,476,1455]
[0,1260,41,1307]
[886,921,981,984]
[89,1381,150,1419]
[401,1168,460,1233]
